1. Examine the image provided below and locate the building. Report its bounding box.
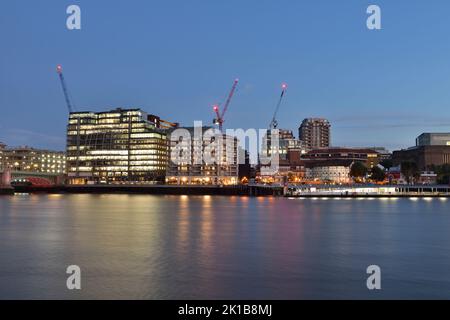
[392,132,450,170]
[277,150,306,183]
[263,129,304,160]
[304,160,352,184]
[419,171,438,185]
[66,108,172,185]
[0,145,66,174]
[386,166,404,185]
[416,133,450,147]
[386,166,438,185]
[302,147,380,169]
[392,145,450,170]
[368,147,391,162]
[0,142,5,170]
[166,126,239,185]
[238,147,252,183]
[259,129,305,183]
[298,118,331,150]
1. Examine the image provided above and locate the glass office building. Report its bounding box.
[66,108,169,184]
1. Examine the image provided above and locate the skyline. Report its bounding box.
[2,0,450,151]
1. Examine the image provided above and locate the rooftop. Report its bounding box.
[306,147,379,154]
[0,145,65,154]
[304,159,354,168]
[70,107,143,115]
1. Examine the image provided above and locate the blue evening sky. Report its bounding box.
[1,0,450,151]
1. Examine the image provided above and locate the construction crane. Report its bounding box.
[213,79,239,132]
[56,65,74,113]
[269,83,288,129]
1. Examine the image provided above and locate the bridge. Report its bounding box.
[0,168,64,187]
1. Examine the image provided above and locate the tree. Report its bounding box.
[440,175,450,185]
[380,159,393,170]
[429,164,450,184]
[401,161,420,184]
[350,162,368,180]
[371,166,386,182]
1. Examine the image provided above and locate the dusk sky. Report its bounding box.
[1,0,450,151]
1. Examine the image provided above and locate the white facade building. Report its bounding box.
[166,127,239,185]
[305,165,351,184]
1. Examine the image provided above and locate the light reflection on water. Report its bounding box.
[0,194,450,299]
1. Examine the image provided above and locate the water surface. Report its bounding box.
[0,194,449,299]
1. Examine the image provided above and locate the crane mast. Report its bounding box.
[56,65,74,113]
[213,79,239,132]
[269,83,288,129]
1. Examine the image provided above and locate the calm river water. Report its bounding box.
[0,194,450,299]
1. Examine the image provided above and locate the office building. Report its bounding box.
[263,129,305,160]
[166,126,239,185]
[259,129,305,183]
[298,118,331,150]
[66,108,172,184]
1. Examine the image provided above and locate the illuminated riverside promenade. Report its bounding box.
[3,183,450,198]
[286,185,450,197]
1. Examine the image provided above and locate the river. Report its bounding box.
[0,194,449,299]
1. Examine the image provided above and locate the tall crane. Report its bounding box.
[213,79,239,132]
[269,83,288,129]
[56,65,74,113]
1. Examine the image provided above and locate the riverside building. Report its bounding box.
[166,126,239,185]
[0,144,66,174]
[303,147,380,169]
[263,129,305,160]
[66,108,173,185]
[304,160,353,184]
[259,129,305,184]
[393,133,450,170]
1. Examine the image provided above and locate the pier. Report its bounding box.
[285,185,450,198]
